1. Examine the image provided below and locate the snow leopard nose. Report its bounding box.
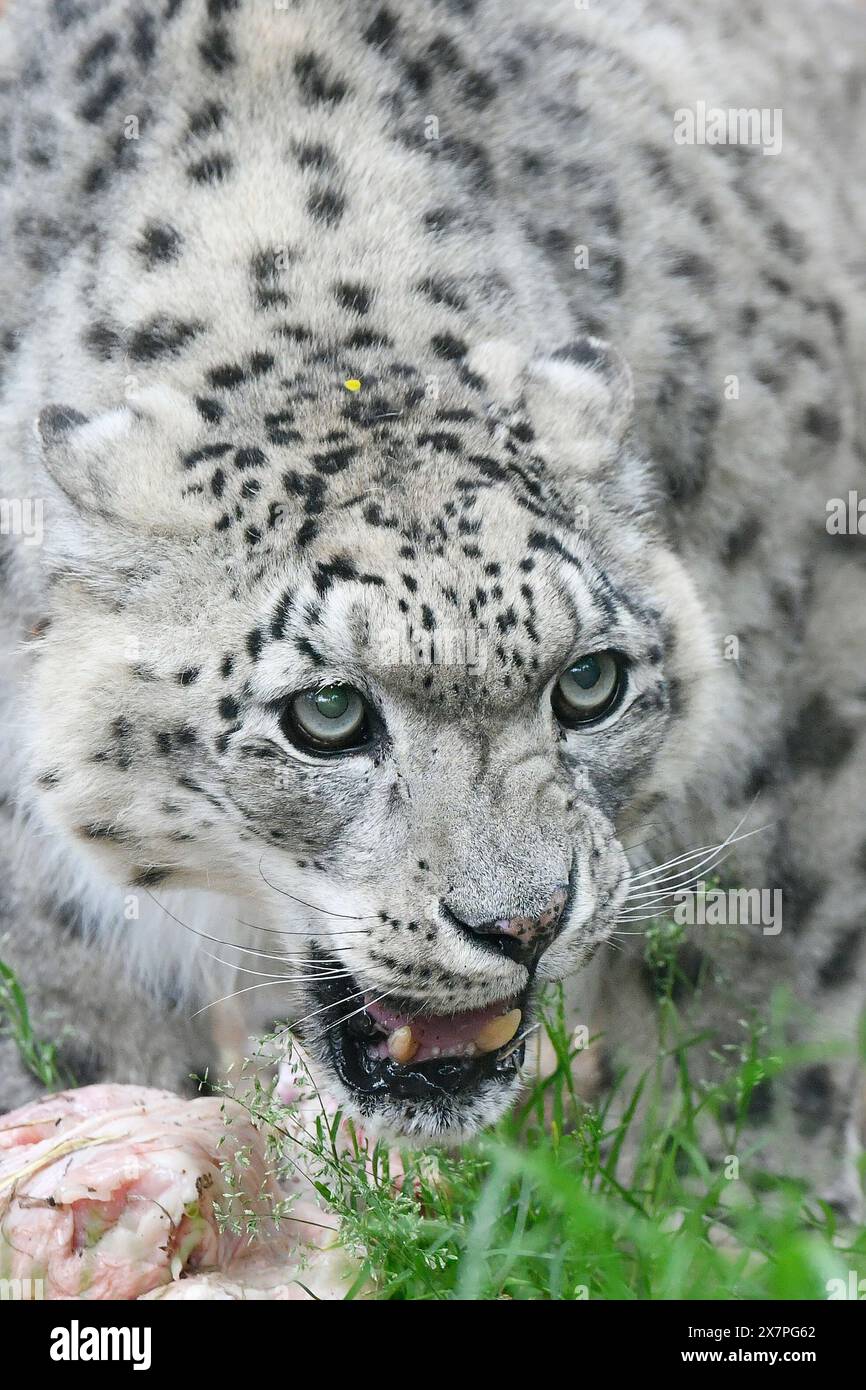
[441,886,569,966]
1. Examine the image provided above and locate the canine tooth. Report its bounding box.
[475,1009,522,1054]
[387,1026,418,1064]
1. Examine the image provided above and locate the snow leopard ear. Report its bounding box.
[36,386,204,534]
[522,337,635,473]
[36,387,209,586]
[467,335,635,475]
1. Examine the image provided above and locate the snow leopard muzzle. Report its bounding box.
[439,885,569,968]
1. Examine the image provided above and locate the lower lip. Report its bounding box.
[307,971,530,1104]
[332,1022,527,1101]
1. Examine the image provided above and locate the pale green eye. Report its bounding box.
[287,683,370,751]
[552,651,623,727]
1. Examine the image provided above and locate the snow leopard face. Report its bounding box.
[29,337,717,1139]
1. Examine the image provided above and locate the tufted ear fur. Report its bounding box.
[37,385,204,530]
[467,335,653,520]
[523,338,635,472]
[36,387,210,588]
[468,335,635,470]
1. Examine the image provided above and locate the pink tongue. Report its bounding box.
[364,995,519,1063]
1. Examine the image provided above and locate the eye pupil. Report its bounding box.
[552,650,624,728]
[284,682,371,753]
[570,656,601,690]
[316,685,350,719]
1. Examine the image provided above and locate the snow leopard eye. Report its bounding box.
[284,683,371,753]
[552,651,625,728]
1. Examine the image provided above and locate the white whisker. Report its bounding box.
[614,913,681,925]
[201,949,350,983]
[627,839,723,882]
[277,981,376,1037]
[258,857,379,920]
[617,830,771,915]
[499,1021,541,1061]
[626,803,763,885]
[145,893,354,968]
[237,917,371,938]
[621,854,739,908]
[192,978,295,1018]
[626,823,769,896]
[319,987,401,1038]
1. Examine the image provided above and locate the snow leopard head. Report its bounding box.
[30,336,717,1139]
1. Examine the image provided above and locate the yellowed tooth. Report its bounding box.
[475,1008,522,1055]
[387,1026,418,1065]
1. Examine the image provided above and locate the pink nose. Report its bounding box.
[491,888,569,945]
[443,887,570,965]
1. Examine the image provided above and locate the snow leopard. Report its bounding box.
[1,0,865,1213]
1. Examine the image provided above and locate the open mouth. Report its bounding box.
[307,968,529,1109]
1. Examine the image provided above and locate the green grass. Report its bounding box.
[220,916,866,1301]
[5,931,863,1300]
[0,956,69,1089]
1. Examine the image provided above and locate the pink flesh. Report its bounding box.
[0,1085,279,1299]
[364,995,520,1062]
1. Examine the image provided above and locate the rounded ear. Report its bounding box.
[37,406,90,446]
[523,337,635,471]
[36,386,204,529]
[464,339,530,402]
[465,335,649,519]
[38,403,136,517]
[35,388,212,588]
[466,334,636,477]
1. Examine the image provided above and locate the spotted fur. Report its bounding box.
[1,0,865,1205]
